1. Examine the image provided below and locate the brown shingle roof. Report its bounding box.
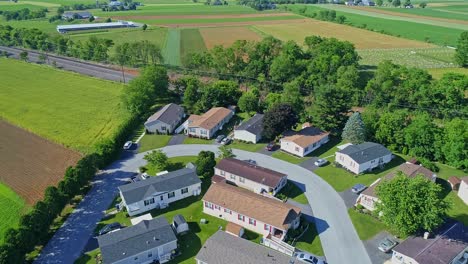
[188,107,232,130]
[226,222,243,236]
[281,127,329,148]
[462,176,468,184]
[215,158,286,188]
[448,176,461,189]
[203,182,301,229]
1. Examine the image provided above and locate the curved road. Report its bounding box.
[34,144,371,264]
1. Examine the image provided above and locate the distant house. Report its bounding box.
[184,107,234,139]
[97,217,177,264]
[214,158,287,195]
[109,0,122,6]
[62,11,92,20]
[202,182,301,240]
[195,230,298,264]
[172,214,189,235]
[391,221,468,264]
[458,177,468,205]
[335,142,393,174]
[356,163,437,211]
[118,166,202,216]
[280,126,329,157]
[144,103,185,134]
[233,113,264,143]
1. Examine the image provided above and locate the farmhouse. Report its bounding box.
[97,217,177,264]
[144,103,185,134]
[184,107,234,139]
[57,21,137,33]
[195,230,297,264]
[335,142,393,175]
[202,182,301,240]
[356,163,437,211]
[391,221,468,264]
[458,177,468,205]
[118,167,202,216]
[62,11,92,20]
[280,126,329,157]
[214,158,287,195]
[233,113,264,143]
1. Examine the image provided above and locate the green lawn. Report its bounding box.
[348,208,387,240]
[162,28,181,66]
[74,248,100,264]
[230,141,267,152]
[138,134,172,153]
[294,222,324,256]
[0,183,27,243]
[0,58,127,153]
[146,156,198,175]
[180,28,206,65]
[277,180,309,205]
[272,151,309,164]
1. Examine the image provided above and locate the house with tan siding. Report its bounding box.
[335,142,393,175]
[280,126,329,157]
[202,182,301,241]
[214,158,287,195]
[184,107,234,139]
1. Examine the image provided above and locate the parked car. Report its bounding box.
[314,158,328,167]
[244,159,257,165]
[98,222,122,236]
[123,141,133,150]
[378,237,398,253]
[265,142,276,151]
[221,137,231,145]
[215,135,225,143]
[141,173,149,180]
[295,252,327,264]
[351,184,367,194]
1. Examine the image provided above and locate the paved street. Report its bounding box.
[35,144,371,264]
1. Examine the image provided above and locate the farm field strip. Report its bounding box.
[162,28,181,65]
[200,26,262,48]
[114,12,297,19]
[92,5,259,16]
[180,28,207,64]
[127,15,303,26]
[0,3,47,11]
[0,182,28,244]
[373,6,468,21]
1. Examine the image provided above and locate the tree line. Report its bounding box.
[0,8,48,21]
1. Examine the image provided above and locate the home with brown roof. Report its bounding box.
[202,182,301,240]
[391,221,468,264]
[280,125,329,157]
[184,107,234,139]
[214,158,288,196]
[144,103,185,134]
[356,162,437,211]
[458,176,468,205]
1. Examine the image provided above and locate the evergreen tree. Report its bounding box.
[342,112,366,144]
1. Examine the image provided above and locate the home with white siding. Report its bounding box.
[233,113,264,143]
[144,103,185,134]
[335,142,393,175]
[280,125,329,157]
[184,107,234,139]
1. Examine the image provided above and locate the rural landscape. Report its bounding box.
[0,0,467,263]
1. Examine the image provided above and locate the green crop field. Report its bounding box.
[92,4,259,16]
[0,183,27,244]
[180,28,206,64]
[0,3,46,11]
[375,6,468,21]
[162,28,181,65]
[0,58,128,153]
[129,15,302,25]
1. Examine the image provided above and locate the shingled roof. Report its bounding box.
[203,182,301,229]
[144,103,184,126]
[215,158,286,188]
[235,113,264,135]
[281,126,329,148]
[338,142,391,164]
[188,107,232,130]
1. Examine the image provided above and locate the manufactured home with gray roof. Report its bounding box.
[234,113,264,143]
[144,103,185,134]
[335,142,392,174]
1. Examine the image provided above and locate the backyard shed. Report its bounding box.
[172,214,189,234]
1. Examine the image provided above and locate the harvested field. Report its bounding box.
[0,120,81,205]
[254,20,435,49]
[353,7,468,24]
[114,13,296,20]
[200,26,262,49]
[159,18,308,28]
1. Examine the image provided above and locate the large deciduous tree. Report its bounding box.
[238,88,260,113]
[375,109,409,152]
[195,151,216,178]
[144,150,168,171]
[342,112,366,144]
[440,118,467,169]
[262,103,298,140]
[404,113,440,160]
[455,31,468,67]
[198,80,241,112]
[376,174,449,236]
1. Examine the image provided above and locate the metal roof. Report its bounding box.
[57,21,135,30]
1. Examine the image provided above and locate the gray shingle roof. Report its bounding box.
[98,217,177,264]
[118,168,201,204]
[196,230,298,264]
[235,114,264,135]
[173,214,186,225]
[338,142,391,164]
[144,103,184,126]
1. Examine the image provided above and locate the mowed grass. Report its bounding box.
[295,222,324,256]
[348,208,387,240]
[163,28,181,66]
[180,28,206,65]
[0,58,127,153]
[0,183,28,243]
[138,134,172,153]
[375,6,468,21]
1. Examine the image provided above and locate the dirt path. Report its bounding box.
[115,12,295,20]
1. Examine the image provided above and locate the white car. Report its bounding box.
[296,252,327,264]
[314,158,328,167]
[123,141,133,150]
[221,137,231,145]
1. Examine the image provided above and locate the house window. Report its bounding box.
[295,147,300,152]
[168,192,175,198]
[181,187,188,194]
[214,205,221,210]
[239,177,245,183]
[249,218,256,226]
[201,130,207,135]
[230,174,236,180]
[144,198,155,206]
[238,214,245,221]
[134,257,138,260]
[304,147,309,152]
[160,195,164,201]
[220,170,225,176]
[148,253,153,258]
[264,224,270,230]
[189,128,196,133]
[224,208,232,214]
[161,126,166,131]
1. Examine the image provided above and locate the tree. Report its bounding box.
[105,17,112,22]
[392,0,401,6]
[198,80,241,112]
[121,77,154,115]
[342,112,366,144]
[238,89,259,113]
[262,103,298,140]
[114,42,131,83]
[419,1,426,7]
[142,24,148,31]
[218,145,235,159]
[88,16,95,22]
[376,0,383,6]
[441,118,467,169]
[195,151,216,178]
[183,77,202,112]
[263,92,282,111]
[376,174,449,236]
[144,150,168,171]
[404,113,440,160]
[19,51,28,61]
[281,79,304,114]
[430,73,468,119]
[455,31,468,67]
[375,110,409,152]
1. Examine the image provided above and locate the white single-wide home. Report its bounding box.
[184,107,234,139]
[280,126,329,157]
[97,217,178,264]
[202,182,301,241]
[458,177,468,205]
[144,103,185,134]
[233,113,264,143]
[335,142,393,175]
[214,158,287,195]
[118,166,202,216]
[356,163,437,211]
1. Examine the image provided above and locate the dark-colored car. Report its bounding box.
[98,222,122,236]
[265,142,276,151]
[215,135,225,143]
[244,159,257,165]
[351,184,367,194]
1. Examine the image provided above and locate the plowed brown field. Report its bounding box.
[0,121,81,205]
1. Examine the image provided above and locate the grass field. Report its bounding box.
[138,134,172,153]
[180,28,206,64]
[163,28,181,65]
[0,183,28,244]
[0,58,127,153]
[428,67,468,78]
[126,15,303,26]
[375,6,468,21]
[200,26,262,49]
[0,3,47,11]
[348,208,388,240]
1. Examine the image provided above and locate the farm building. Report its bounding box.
[62,11,92,20]
[184,107,234,139]
[233,113,264,143]
[280,125,329,157]
[97,217,177,264]
[172,214,189,235]
[144,103,185,134]
[57,21,137,33]
[335,142,393,175]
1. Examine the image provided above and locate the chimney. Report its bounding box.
[423,232,430,239]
